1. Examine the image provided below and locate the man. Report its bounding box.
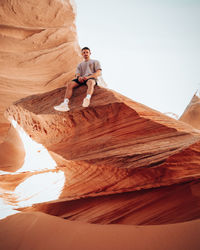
[54,47,102,112]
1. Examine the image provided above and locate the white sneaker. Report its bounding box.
[54,102,69,112]
[82,97,90,107]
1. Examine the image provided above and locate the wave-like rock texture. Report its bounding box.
[2,85,200,224]
[22,180,200,225]
[0,0,81,171]
[179,92,200,130]
[0,0,81,133]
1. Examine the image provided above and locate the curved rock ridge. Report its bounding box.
[22,180,200,225]
[179,91,200,130]
[4,86,200,207]
[0,124,25,171]
[0,0,81,129]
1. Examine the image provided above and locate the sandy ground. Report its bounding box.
[0,211,200,250]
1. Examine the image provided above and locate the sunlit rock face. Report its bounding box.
[179,92,200,130]
[5,86,200,206]
[0,0,81,173]
[0,0,81,135]
[0,124,25,172]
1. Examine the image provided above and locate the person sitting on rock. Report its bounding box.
[54,47,102,112]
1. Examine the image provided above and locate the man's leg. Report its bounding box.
[82,79,96,107]
[64,81,79,99]
[54,80,79,111]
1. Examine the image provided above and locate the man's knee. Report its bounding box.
[67,81,78,89]
[86,79,95,87]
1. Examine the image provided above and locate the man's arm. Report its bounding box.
[75,63,81,79]
[84,69,102,80]
[76,73,85,83]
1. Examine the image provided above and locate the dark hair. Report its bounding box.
[81,47,91,52]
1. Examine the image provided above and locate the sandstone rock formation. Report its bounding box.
[0,212,200,250]
[0,3,200,250]
[0,0,81,140]
[0,124,25,172]
[0,0,81,173]
[1,85,199,224]
[179,91,200,130]
[23,180,200,225]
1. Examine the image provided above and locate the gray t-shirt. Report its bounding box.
[76,59,102,77]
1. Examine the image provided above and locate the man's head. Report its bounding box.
[81,47,91,61]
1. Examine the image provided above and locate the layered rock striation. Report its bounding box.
[179,91,200,130]
[0,0,81,173]
[0,0,81,139]
[3,85,200,224]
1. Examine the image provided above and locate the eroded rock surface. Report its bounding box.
[0,124,25,171]
[20,180,200,225]
[1,0,200,227]
[0,0,81,134]
[0,0,81,172]
[3,86,200,216]
[179,91,200,130]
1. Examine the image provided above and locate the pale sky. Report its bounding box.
[75,0,200,117]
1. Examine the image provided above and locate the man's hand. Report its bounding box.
[78,76,85,83]
[83,76,89,81]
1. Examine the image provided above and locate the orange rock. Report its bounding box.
[4,85,200,203]
[0,124,25,172]
[1,0,200,232]
[179,92,200,130]
[23,180,200,225]
[0,211,200,250]
[0,0,81,136]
